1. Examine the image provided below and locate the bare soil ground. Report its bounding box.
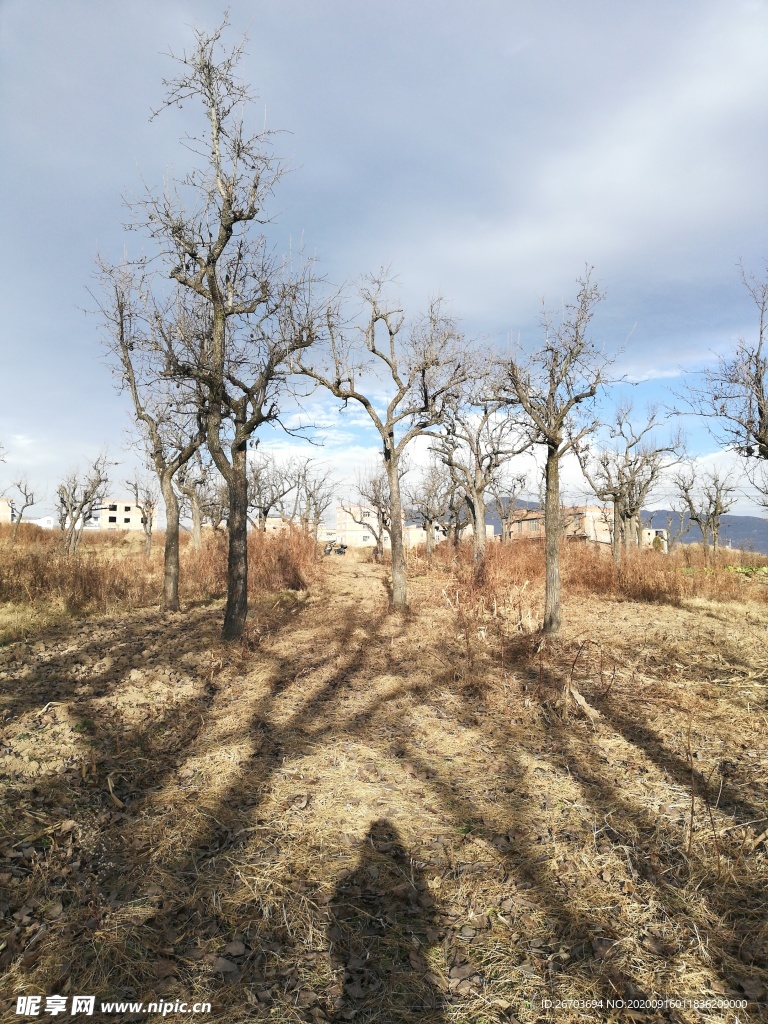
[1,555,767,1023]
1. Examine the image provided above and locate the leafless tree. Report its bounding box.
[290,461,336,541]
[501,270,612,634]
[297,275,466,607]
[127,16,318,639]
[444,469,471,549]
[404,459,452,560]
[663,502,692,552]
[202,480,230,534]
[488,469,529,543]
[685,263,768,466]
[432,380,527,566]
[247,452,296,529]
[126,476,158,557]
[175,448,212,550]
[57,454,110,556]
[341,467,392,563]
[577,404,684,564]
[673,463,738,562]
[96,262,206,609]
[8,478,37,546]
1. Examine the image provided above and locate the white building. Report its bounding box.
[0,498,11,525]
[98,499,156,532]
[29,515,56,530]
[335,506,477,549]
[336,505,382,547]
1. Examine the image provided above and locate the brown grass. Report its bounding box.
[0,540,766,1022]
[0,525,317,643]
[417,540,768,634]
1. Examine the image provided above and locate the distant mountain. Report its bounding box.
[645,511,768,556]
[484,501,768,555]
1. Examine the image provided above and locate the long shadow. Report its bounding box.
[326,819,446,1022]
[5,560,766,1020]
[595,698,768,825]
[1,563,405,1017]
[0,603,225,725]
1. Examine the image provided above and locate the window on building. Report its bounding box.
[109,504,117,512]
[108,516,117,523]
[141,517,147,525]
[529,519,540,533]
[363,535,370,541]
[124,518,131,524]
[516,521,523,533]
[362,511,371,518]
[124,506,131,512]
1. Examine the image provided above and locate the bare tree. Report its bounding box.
[488,469,529,543]
[502,271,612,634]
[247,452,296,529]
[8,478,37,546]
[341,467,392,563]
[664,502,692,552]
[57,455,109,556]
[577,404,683,564]
[404,459,452,560]
[673,463,738,562]
[96,262,205,609]
[686,263,768,463]
[126,476,158,557]
[175,448,212,550]
[292,461,336,542]
[202,478,230,534]
[297,276,466,608]
[444,469,471,549]
[432,380,526,566]
[127,17,317,639]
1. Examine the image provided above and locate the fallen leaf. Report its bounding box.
[211,957,238,973]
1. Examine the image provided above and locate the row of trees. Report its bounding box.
[83,18,768,640]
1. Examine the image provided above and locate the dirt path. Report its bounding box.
[1,558,767,1022]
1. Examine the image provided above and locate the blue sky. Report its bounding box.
[1,0,767,516]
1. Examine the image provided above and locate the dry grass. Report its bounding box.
[0,525,317,641]
[0,540,766,1022]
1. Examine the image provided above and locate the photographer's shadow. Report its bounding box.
[326,819,447,1022]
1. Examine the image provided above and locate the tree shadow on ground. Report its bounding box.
[2,559,767,1021]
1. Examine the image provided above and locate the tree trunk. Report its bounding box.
[425,518,434,560]
[612,502,621,566]
[11,515,23,546]
[223,440,249,640]
[543,446,561,635]
[189,489,203,550]
[470,491,486,567]
[386,453,407,609]
[161,473,181,613]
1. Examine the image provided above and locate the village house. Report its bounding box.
[508,505,668,552]
[335,505,495,549]
[98,499,156,532]
[0,497,12,525]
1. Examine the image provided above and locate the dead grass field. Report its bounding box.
[0,544,767,1023]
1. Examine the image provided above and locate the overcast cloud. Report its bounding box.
[1,0,767,516]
